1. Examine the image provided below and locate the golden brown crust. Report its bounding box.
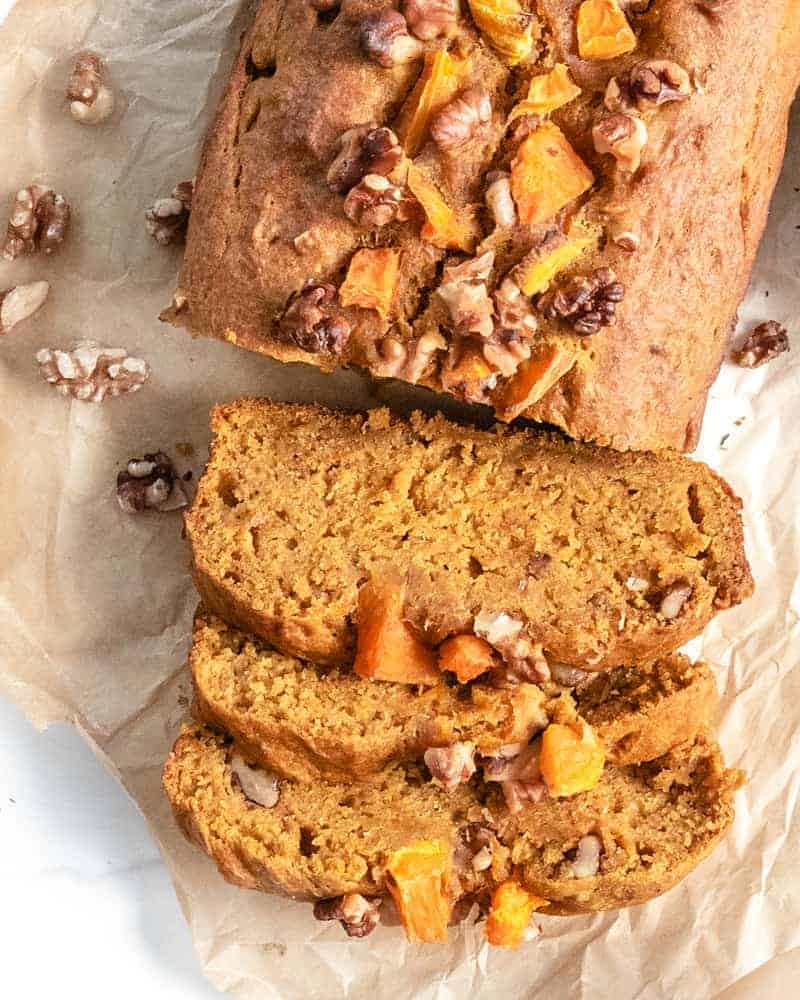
[163,0,800,451]
[163,723,740,912]
[185,399,753,670]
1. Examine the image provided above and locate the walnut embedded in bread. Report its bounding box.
[606,59,692,112]
[66,50,115,125]
[484,171,516,228]
[402,0,459,41]
[430,85,492,152]
[2,184,71,260]
[359,8,424,67]
[424,742,477,791]
[538,268,625,336]
[593,112,648,172]
[343,174,403,227]
[279,281,351,353]
[326,125,403,194]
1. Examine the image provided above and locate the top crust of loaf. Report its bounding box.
[163,0,800,451]
[185,399,752,670]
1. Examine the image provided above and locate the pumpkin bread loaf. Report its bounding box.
[185,400,753,672]
[191,608,717,782]
[163,0,800,451]
[163,723,740,919]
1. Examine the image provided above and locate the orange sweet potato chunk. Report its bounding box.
[508,63,581,122]
[494,342,577,421]
[406,165,476,252]
[467,0,535,66]
[438,634,498,683]
[510,123,594,226]
[485,881,548,948]
[396,50,470,157]
[386,839,453,943]
[354,571,440,685]
[577,0,637,61]
[539,721,606,797]
[338,248,400,319]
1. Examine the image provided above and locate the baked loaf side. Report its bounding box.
[191,609,716,781]
[185,400,753,670]
[164,0,800,451]
[163,723,740,914]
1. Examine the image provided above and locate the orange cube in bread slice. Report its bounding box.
[485,881,548,948]
[510,123,594,226]
[539,720,606,797]
[386,839,453,943]
[354,571,440,685]
[438,634,499,683]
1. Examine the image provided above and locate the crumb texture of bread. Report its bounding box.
[163,723,740,912]
[185,400,753,669]
[191,608,717,781]
[164,0,800,451]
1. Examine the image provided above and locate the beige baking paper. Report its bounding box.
[0,1,798,997]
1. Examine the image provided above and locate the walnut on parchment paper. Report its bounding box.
[145,180,194,245]
[0,281,49,334]
[732,320,789,369]
[66,50,115,125]
[313,894,381,938]
[2,185,71,261]
[36,340,150,402]
[116,452,190,514]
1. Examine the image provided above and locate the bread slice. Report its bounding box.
[186,400,752,671]
[163,723,740,915]
[191,609,716,782]
[162,0,800,451]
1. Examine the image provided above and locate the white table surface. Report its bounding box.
[0,695,221,1000]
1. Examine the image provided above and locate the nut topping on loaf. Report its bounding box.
[164,0,800,450]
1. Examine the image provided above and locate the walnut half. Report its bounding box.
[2,185,71,260]
[36,340,150,402]
[327,126,403,194]
[145,180,194,246]
[66,51,115,125]
[430,86,491,152]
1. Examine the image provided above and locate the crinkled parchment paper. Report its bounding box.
[0,2,798,997]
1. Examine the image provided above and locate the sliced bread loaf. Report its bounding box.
[163,723,740,919]
[191,610,716,782]
[186,400,752,671]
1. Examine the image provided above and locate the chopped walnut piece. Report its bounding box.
[482,743,546,814]
[485,171,516,228]
[606,60,691,113]
[230,754,280,807]
[279,281,351,354]
[658,581,692,620]
[373,331,446,382]
[436,250,495,339]
[2,185,71,260]
[424,742,477,791]
[360,8,424,67]
[592,113,648,172]
[566,834,602,878]
[36,340,150,402]
[117,451,190,513]
[66,50,115,125]
[145,180,193,245]
[732,321,789,368]
[549,662,591,687]
[403,0,459,41]
[0,281,49,335]
[538,267,625,336]
[430,85,491,152]
[327,125,403,194]
[625,575,649,593]
[481,279,537,377]
[344,174,403,227]
[313,894,381,939]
